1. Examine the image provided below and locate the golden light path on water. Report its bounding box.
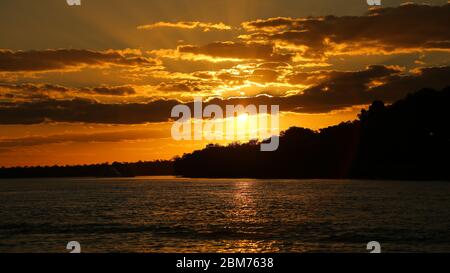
[228,181,278,252]
[1,177,449,252]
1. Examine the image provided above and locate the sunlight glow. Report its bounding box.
[237,113,249,124]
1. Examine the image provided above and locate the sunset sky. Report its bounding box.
[1,0,449,167]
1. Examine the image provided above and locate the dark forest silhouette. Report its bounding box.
[1,87,449,180]
[174,87,450,180]
[0,161,173,178]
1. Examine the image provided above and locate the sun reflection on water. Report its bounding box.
[218,240,281,253]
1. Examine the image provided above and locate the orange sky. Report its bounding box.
[0,0,449,166]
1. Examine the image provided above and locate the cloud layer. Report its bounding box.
[241,3,450,57]
[0,3,449,124]
[1,65,449,124]
[137,21,232,32]
[0,49,158,72]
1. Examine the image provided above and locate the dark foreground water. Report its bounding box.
[0,177,449,253]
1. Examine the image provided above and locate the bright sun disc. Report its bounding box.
[237,113,249,123]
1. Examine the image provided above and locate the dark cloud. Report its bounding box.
[257,62,290,69]
[242,3,450,56]
[0,98,180,124]
[0,83,137,97]
[157,81,203,92]
[251,65,450,113]
[216,72,247,84]
[0,65,448,124]
[243,17,298,31]
[192,71,214,79]
[249,69,280,83]
[0,83,68,100]
[0,83,69,93]
[80,85,137,96]
[137,21,232,32]
[0,49,158,72]
[370,66,450,98]
[206,65,450,113]
[178,42,293,62]
[0,129,169,150]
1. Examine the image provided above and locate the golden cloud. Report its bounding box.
[241,4,450,58]
[0,49,159,72]
[1,65,449,124]
[137,21,232,32]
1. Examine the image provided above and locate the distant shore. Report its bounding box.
[0,161,174,179]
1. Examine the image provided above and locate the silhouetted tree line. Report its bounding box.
[174,87,450,180]
[0,160,173,178]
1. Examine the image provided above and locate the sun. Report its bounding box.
[237,113,249,124]
[235,113,253,141]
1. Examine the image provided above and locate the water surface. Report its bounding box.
[0,177,449,252]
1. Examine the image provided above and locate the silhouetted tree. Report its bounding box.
[0,160,174,179]
[174,87,450,180]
